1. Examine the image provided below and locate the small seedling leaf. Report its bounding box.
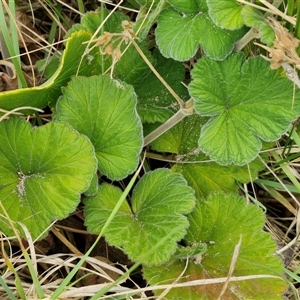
[143,192,287,299]
[54,75,143,180]
[173,242,207,260]
[188,53,300,165]
[84,169,196,265]
[0,118,97,239]
[66,9,125,37]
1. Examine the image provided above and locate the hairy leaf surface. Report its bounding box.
[84,169,196,265]
[143,192,287,299]
[156,8,244,61]
[207,0,244,29]
[0,118,97,239]
[54,75,143,180]
[148,115,264,196]
[189,53,300,165]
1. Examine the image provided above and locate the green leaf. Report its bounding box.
[0,118,97,239]
[135,49,188,123]
[207,0,244,29]
[84,169,196,265]
[148,114,264,196]
[54,75,143,180]
[242,5,275,45]
[156,9,202,61]
[0,31,101,113]
[36,55,60,80]
[114,41,153,87]
[198,13,246,61]
[173,164,240,197]
[156,9,245,61]
[167,0,205,14]
[148,114,204,154]
[84,173,98,197]
[143,192,287,299]
[188,53,300,165]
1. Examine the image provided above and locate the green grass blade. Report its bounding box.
[2,256,26,300]
[77,0,85,14]
[0,1,27,88]
[44,0,72,29]
[255,179,300,193]
[50,159,145,299]
[270,150,300,194]
[0,275,18,300]
[20,247,45,298]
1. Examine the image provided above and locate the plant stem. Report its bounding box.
[143,98,194,146]
[101,1,105,74]
[235,28,260,51]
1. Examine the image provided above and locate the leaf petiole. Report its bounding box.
[143,98,194,146]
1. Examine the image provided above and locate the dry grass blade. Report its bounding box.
[237,0,296,25]
[156,258,189,300]
[217,235,242,300]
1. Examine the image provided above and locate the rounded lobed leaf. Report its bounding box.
[0,118,97,239]
[84,169,196,265]
[188,53,300,165]
[156,9,245,62]
[148,114,264,197]
[143,192,287,299]
[54,75,143,180]
[156,9,203,61]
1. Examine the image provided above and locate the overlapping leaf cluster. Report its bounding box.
[0,1,293,298]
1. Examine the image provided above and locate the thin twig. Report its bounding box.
[237,0,295,25]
